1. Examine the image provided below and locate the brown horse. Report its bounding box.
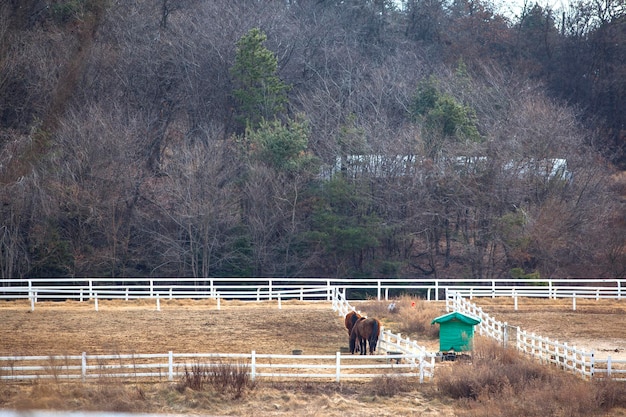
[349,317,380,355]
[344,311,362,336]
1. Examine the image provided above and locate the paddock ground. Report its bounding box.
[0,299,349,356]
[0,296,624,359]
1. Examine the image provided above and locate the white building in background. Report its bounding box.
[320,155,572,182]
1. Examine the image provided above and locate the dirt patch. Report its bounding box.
[0,299,348,356]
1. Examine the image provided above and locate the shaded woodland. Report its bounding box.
[0,0,624,279]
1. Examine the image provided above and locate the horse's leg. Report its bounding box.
[349,330,357,354]
[350,325,362,354]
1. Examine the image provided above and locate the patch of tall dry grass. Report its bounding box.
[436,338,626,417]
[7,380,147,413]
[359,295,443,339]
[176,360,256,399]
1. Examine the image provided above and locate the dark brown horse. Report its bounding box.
[349,317,380,355]
[344,311,362,336]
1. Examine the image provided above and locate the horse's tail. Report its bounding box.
[369,319,380,352]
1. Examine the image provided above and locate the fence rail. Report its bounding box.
[1,278,623,305]
[0,350,431,383]
[446,291,509,343]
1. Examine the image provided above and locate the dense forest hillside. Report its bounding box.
[0,0,624,279]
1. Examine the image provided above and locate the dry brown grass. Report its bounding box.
[358,295,446,339]
[176,360,255,399]
[0,377,453,416]
[436,338,626,417]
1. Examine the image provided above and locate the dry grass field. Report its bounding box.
[0,299,348,356]
[1,296,626,416]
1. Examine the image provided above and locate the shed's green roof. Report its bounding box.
[431,311,481,325]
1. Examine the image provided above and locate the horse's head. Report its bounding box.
[345,311,362,335]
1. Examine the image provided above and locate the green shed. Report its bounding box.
[431,311,481,352]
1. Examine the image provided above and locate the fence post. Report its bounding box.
[503,323,508,348]
[251,351,256,381]
[268,279,273,301]
[548,280,553,299]
[82,352,87,382]
[94,294,99,311]
[435,281,439,301]
[607,356,612,378]
[572,294,576,311]
[168,351,173,381]
[150,279,154,298]
[89,279,93,299]
[80,288,83,303]
[327,280,331,301]
[30,291,35,312]
[590,351,595,379]
[277,293,282,310]
[156,295,161,311]
[377,281,381,301]
[336,352,341,382]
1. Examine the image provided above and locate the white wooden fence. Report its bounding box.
[446,290,509,343]
[446,290,626,381]
[0,350,429,383]
[1,278,623,306]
